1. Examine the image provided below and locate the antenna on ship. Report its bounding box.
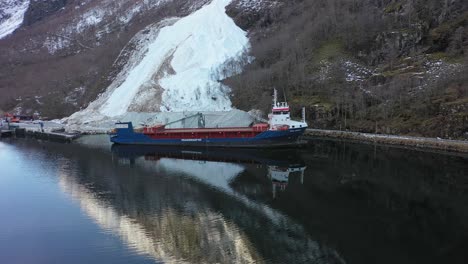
[273,89,278,107]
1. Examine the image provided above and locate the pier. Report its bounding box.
[23,130,81,143]
[0,122,81,143]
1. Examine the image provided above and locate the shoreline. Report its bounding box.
[4,123,468,153]
[304,129,468,154]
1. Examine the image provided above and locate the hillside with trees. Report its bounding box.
[225,0,468,139]
[0,0,466,139]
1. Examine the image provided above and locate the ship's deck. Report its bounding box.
[143,125,269,139]
[144,123,269,135]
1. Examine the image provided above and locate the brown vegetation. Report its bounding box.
[225,0,468,139]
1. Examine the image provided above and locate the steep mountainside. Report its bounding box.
[0,0,467,139]
[0,0,29,39]
[225,0,468,139]
[0,0,212,118]
[67,0,249,127]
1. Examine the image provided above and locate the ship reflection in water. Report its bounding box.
[57,144,343,264]
[3,138,467,264]
[269,165,305,198]
[111,145,308,199]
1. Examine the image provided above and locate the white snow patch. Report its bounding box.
[159,158,245,190]
[318,60,332,82]
[76,8,105,33]
[410,59,463,92]
[98,0,249,117]
[34,95,43,105]
[317,59,373,84]
[119,5,142,24]
[65,86,86,106]
[234,0,279,11]
[0,0,29,39]
[66,0,251,129]
[44,0,169,54]
[342,60,373,82]
[43,35,71,54]
[424,59,462,80]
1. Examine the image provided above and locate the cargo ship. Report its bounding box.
[110,90,308,147]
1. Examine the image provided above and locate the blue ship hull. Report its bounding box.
[110,123,307,148]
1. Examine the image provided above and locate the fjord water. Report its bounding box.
[0,137,467,264]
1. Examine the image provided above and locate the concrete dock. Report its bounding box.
[304,129,468,153]
[0,121,81,143]
[23,130,81,143]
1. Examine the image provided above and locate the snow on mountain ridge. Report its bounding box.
[234,0,279,11]
[100,0,249,115]
[68,0,249,123]
[157,0,249,112]
[42,0,172,54]
[0,0,29,39]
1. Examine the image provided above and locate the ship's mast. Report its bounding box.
[273,89,278,107]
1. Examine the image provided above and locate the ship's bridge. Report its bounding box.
[272,102,290,113]
[268,89,308,130]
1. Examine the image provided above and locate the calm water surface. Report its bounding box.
[0,136,467,264]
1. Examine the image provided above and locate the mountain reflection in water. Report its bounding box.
[2,137,467,264]
[58,144,343,264]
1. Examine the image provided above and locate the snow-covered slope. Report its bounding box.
[155,0,248,113]
[68,0,248,124]
[0,0,29,39]
[42,0,173,54]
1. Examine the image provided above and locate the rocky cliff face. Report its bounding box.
[0,0,212,118]
[224,0,468,139]
[0,0,29,39]
[23,0,68,26]
[66,0,250,127]
[0,0,467,138]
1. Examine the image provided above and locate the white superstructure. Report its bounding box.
[268,89,308,130]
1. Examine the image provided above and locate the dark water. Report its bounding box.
[0,136,467,264]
